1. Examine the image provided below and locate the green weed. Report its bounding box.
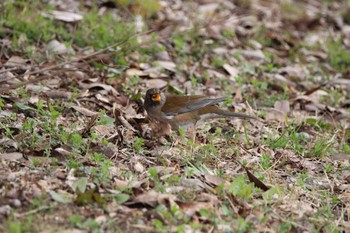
[327,39,350,73]
[134,136,145,152]
[2,0,138,64]
[229,176,254,201]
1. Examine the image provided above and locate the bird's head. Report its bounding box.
[144,88,166,112]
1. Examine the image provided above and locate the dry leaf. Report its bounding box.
[238,161,269,191]
[42,10,83,22]
[265,108,286,122]
[0,152,23,161]
[204,173,227,186]
[128,190,176,207]
[241,50,265,60]
[223,64,239,79]
[45,90,72,99]
[274,100,290,114]
[142,78,167,88]
[177,201,213,217]
[134,162,145,173]
[72,106,98,117]
[47,40,72,55]
[126,68,147,77]
[154,61,176,72]
[332,153,350,161]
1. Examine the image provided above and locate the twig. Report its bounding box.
[129,224,154,231]
[0,67,21,74]
[14,205,50,218]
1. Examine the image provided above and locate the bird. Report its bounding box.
[144,88,256,137]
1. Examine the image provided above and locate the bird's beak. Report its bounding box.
[152,93,161,102]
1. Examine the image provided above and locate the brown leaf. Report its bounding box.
[154,61,176,72]
[223,64,239,79]
[72,106,98,117]
[41,10,83,22]
[332,79,350,90]
[301,159,324,173]
[114,105,137,132]
[95,93,110,104]
[176,201,213,217]
[54,147,73,157]
[155,51,171,61]
[26,84,50,93]
[238,161,269,191]
[127,190,176,208]
[204,174,227,187]
[44,90,72,99]
[265,108,285,122]
[304,81,329,96]
[113,179,130,189]
[80,83,119,96]
[134,162,145,173]
[126,68,147,77]
[279,65,309,81]
[47,40,72,55]
[332,153,350,161]
[0,152,23,161]
[142,78,168,89]
[274,100,290,114]
[267,73,296,90]
[79,114,99,135]
[92,125,115,137]
[5,56,28,67]
[241,50,265,60]
[180,178,205,191]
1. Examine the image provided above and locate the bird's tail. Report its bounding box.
[198,106,257,121]
[221,110,257,120]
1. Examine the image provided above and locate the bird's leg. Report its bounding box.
[186,124,197,144]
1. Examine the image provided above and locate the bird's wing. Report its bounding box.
[162,95,227,116]
[175,97,227,114]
